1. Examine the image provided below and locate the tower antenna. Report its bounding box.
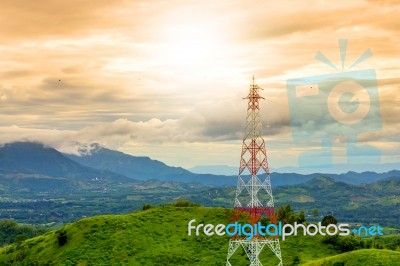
[226,76,282,266]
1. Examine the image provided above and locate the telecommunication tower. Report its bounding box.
[226,77,282,266]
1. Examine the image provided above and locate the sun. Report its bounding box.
[156,20,227,76]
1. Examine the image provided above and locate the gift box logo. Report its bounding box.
[286,40,381,167]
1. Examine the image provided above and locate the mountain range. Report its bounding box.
[0,142,130,182]
[189,162,400,175]
[63,143,400,185]
[64,143,191,180]
[0,142,398,227]
[0,142,399,192]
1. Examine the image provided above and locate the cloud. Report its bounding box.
[0,93,291,152]
[367,0,400,5]
[0,0,129,41]
[0,0,398,167]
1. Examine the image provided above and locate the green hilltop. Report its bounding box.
[303,249,400,266]
[0,206,399,265]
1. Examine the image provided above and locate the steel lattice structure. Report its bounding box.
[226,77,283,266]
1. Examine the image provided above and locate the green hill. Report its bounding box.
[302,249,400,266]
[0,206,399,265]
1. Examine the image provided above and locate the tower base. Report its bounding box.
[226,238,283,266]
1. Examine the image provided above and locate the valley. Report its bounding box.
[0,142,399,229]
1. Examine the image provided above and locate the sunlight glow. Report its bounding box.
[157,21,227,76]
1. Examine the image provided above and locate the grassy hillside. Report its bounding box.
[0,206,398,265]
[302,249,400,266]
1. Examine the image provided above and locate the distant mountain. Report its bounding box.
[304,175,342,188]
[0,142,235,187]
[64,145,241,186]
[276,162,400,174]
[1,142,398,229]
[0,142,83,177]
[65,145,333,186]
[1,142,398,190]
[65,144,191,181]
[65,144,400,186]
[269,170,400,186]
[189,165,238,175]
[191,163,400,175]
[188,167,400,186]
[368,175,400,194]
[0,142,135,194]
[329,170,400,184]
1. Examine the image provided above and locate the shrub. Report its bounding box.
[15,234,26,244]
[332,262,344,266]
[386,242,397,251]
[291,255,300,265]
[322,235,339,245]
[142,204,153,210]
[57,230,68,246]
[173,200,201,207]
[336,235,360,252]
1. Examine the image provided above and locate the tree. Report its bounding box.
[277,205,306,224]
[296,211,306,223]
[321,215,337,226]
[277,205,295,224]
[311,208,319,218]
[259,217,270,226]
[0,219,45,246]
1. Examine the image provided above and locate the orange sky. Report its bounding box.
[0,0,398,169]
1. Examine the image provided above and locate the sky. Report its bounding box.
[0,0,399,170]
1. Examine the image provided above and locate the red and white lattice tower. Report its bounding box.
[226,76,282,266]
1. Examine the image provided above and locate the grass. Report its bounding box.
[302,249,400,266]
[0,206,399,265]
